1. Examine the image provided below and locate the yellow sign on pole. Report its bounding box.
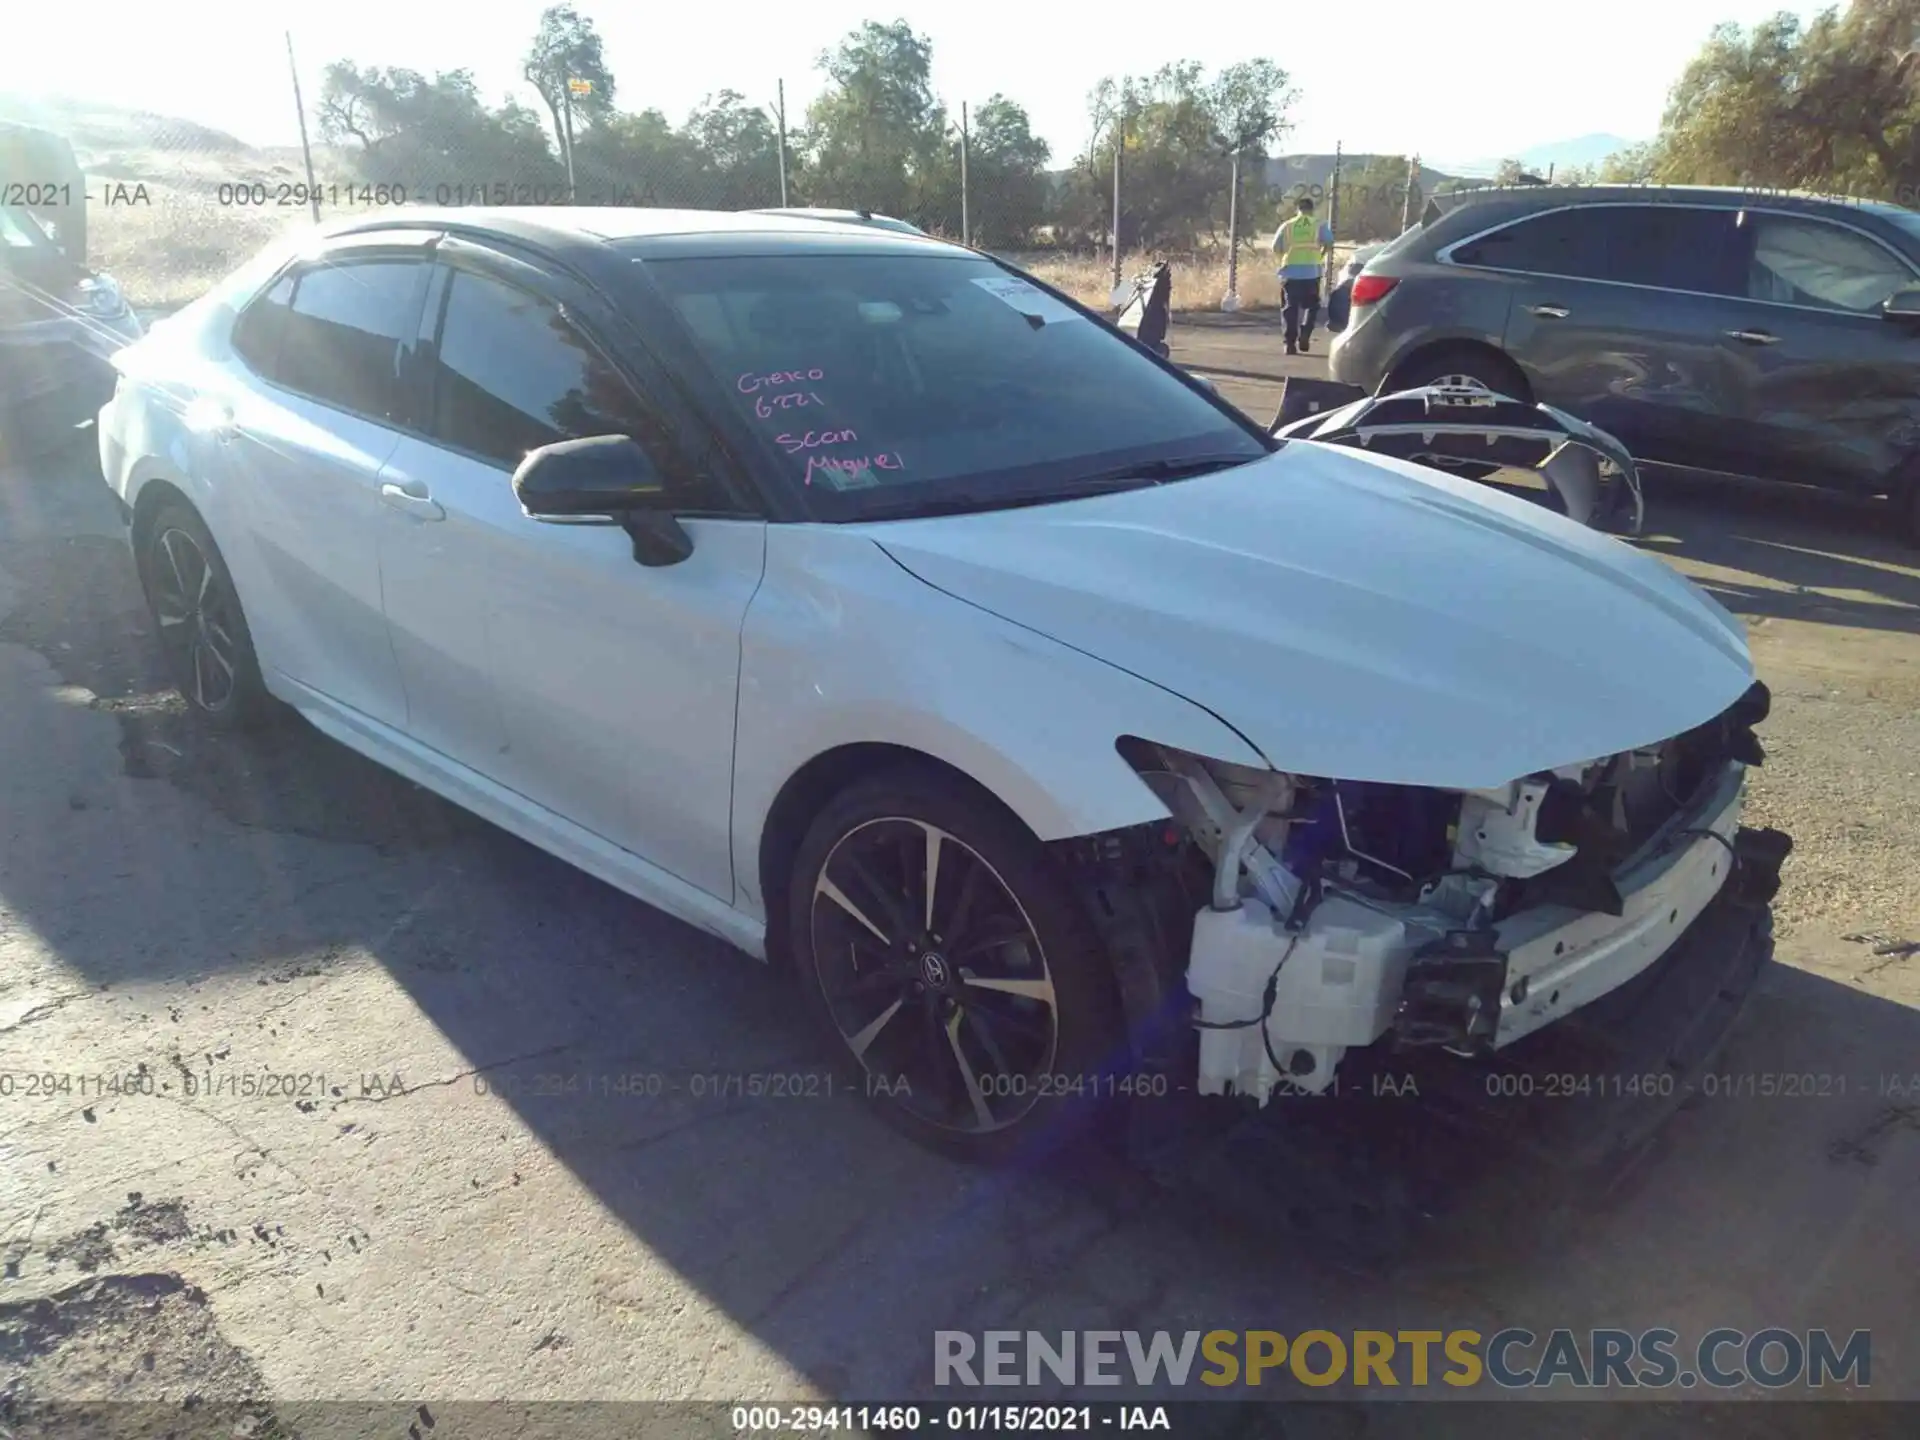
[567,78,593,96]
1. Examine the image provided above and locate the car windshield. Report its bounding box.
[638,251,1269,518]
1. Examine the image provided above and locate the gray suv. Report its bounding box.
[1328,186,1920,541]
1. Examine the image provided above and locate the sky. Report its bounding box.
[3,0,1827,168]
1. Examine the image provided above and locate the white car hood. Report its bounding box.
[864,441,1754,791]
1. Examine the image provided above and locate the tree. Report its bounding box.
[1643,0,1919,199]
[800,20,950,221]
[1339,155,1422,241]
[1208,60,1294,156]
[956,95,1051,247]
[572,108,706,205]
[522,4,616,158]
[1601,147,1654,183]
[1061,60,1293,251]
[317,63,557,187]
[684,90,783,209]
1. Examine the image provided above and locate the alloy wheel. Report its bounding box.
[149,526,241,713]
[809,817,1059,1134]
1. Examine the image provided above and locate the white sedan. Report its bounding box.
[98,207,1784,1164]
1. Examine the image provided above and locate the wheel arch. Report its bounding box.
[1382,336,1533,401]
[128,474,196,557]
[755,742,1040,970]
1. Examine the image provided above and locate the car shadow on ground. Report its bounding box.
[3,443,1917,1412]
[1630,470,1920,635]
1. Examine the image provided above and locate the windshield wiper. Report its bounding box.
[852,473,1183,521]
[1062,452,1262,488]
[846,454,1262,522]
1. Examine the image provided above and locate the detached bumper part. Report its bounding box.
[1270,378,1647,534]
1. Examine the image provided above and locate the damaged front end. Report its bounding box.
[1096,681,1788,1113]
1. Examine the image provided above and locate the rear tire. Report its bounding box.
[136,500,278,730]
[786,765,1125,1164]
[1383,345,1530,403]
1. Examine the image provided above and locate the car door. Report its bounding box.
[217,241,431,729]
[1713,210,1920,490]
[376,240,767,902]
[1461,203,1751,472]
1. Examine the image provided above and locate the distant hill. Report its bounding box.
[0,92,250,157]
[1439,133,1642,178]
[1259,153,1456,195]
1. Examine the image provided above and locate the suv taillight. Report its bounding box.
[1351,275,1399,306]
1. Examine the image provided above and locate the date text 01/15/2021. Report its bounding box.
[731,1405,1172,1433]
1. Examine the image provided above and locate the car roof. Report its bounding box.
[327,205,953,260]
[1432,182,1914,221]
[750,207,928,237]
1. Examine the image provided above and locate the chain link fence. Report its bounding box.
[3,64,1532,321]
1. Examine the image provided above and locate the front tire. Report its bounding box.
[137,500,277,729]
[787,767,1125,1164]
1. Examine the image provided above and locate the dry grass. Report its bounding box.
[76,144,373,309]
[1019,243,1361,313]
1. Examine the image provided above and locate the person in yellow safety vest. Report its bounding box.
[1271,195,1334,356]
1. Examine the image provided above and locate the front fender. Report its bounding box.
[731,526,1267,917]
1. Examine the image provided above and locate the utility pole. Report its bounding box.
[1110,106,1124,293]
[285,31,321,222]
[775,80,789,206]
[959,102,971,246]
[1324,140,1342,295]
[1222,149,1241,312]
[563,77,590,200]
[1402,152,1420,233]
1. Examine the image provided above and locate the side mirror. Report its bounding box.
[1884,286,1920,323]
[512,434,694,567]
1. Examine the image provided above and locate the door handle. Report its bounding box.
[1726,329,1780,345]
[1528,304,1571,319]
[380,482,445,522]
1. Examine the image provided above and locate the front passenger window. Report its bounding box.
[1745,215,1914,314]
[429,268,677,474]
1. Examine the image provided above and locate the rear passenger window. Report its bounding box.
[1454,205,1741,294]
[273,260,424,423]
[232,272,296,376]
[1453,208,1603,277]
[1594,207,1742,293]
[427,267,677,473]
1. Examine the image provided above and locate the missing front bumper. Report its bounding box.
[1397,822,1789,1170]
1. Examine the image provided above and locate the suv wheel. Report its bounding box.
[1385,346,1530,403]
[787,766,1124,1164]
